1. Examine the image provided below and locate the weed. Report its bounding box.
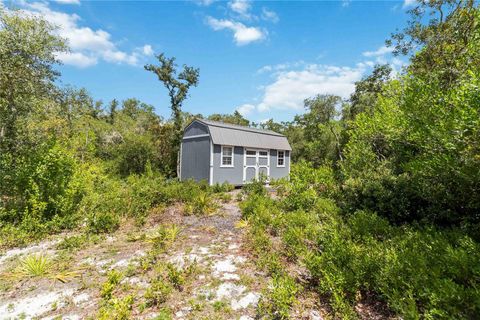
[166,263,185,290]
[212,300,232,314]
[144,278,173,306]
[101,270,123,300]
[153,308,173,320]
[98,295,134,320]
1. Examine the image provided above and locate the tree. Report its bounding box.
[0,9,66,153]
[295,95,344,166]
[109,99,118,125]
[145,53,199,175]
[387,0,479,86]
[208,111,250,126]
[344,64,392,121]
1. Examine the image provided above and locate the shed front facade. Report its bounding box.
[180,119,292,186]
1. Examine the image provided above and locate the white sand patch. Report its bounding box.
[310,310,323,320]
[215,283,246,300]
[0,288,75,319]
[0,239,59,267]
[111,258,130,268]
[42,314,80,320]
[197,246,210,255]
[228,243,239,250]
[123,276,149,288]
[111,250,146,269]
[106,235,116,243]
[239,316,254,320]
[222,273,240,281]
[175,306,192,318]
[213,256,236,274]
[235,256,247,264]
[72,292,89,306]
[231,292,260,310]
[169,252,202,268]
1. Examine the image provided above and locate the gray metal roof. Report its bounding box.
[194,119,292,151]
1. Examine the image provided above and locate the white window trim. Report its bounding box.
[220,145,234,168]
[277,150,286,167]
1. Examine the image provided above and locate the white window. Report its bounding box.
[259,151,268,157]
[221,146,234,167]
[277,150,285,167]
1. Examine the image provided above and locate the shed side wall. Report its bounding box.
[212,145,244,185]
[180,136,210,183]
[269,149,290,180]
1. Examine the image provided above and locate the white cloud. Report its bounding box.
[54,0,80,4]
[261,7,279,23]
[142,44,154,56]
[403,0,417,8]
[342,0,351,7]
[257,61,305,74]
[229,0,251,16]
[362,45,394,57]
[236,103,255,116]
[256,64,365,112]
[206,17,265,45]
[18,2,152,68]
[55,51,97,68]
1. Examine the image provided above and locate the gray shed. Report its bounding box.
[179,119,292,186]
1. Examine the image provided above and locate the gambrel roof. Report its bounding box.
[191,119,292,151]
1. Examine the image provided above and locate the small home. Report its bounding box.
[179,119,292,186]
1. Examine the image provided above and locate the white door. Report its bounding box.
[243,149,270,183]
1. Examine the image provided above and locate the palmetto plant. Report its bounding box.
[148,224,181,251]
[2,253,82,283]
[18,254,52,277]
[192,192,217,216]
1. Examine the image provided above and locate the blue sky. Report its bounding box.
[4,0,413,122]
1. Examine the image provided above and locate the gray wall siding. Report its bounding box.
[269,149,290,180]
[212,145,244,185]
[184,121,209,137]
[180,136,210,183]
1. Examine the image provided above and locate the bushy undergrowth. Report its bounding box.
[0,155,232,247]
[241,164,480,319]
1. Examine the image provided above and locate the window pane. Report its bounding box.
[259,151,268,157]
[278,151,285,166]
[222,156,232,165]
[223,147,232,156]
[246,150,256,156]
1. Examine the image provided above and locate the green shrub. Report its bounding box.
[211,182,234,193]
[101,270,123,300]
[257,275,299,320]
[280,162,338,211]
[241,175,480,319]
[87,211,120,234]
[144,278,173,306]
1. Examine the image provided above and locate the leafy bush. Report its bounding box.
[87,211,120,234]
[145,278,173,306]
[241,172,480,319]
[257,275,299,320]
[280,162,338,211]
